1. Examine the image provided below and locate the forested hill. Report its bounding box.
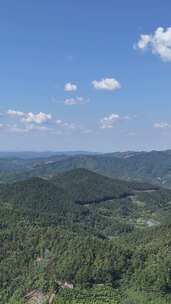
[0,168,170,234]
[50,168,158,204]
[1,169,171,303]
[1,166,171,303]
[0,168,159,212]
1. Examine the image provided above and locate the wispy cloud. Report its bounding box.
[1,123,51,134]
[7,110,52,124]
[100,113,129,129]
[7,110,25,117]
[64,97,89,106]
[56,119,76,129]
[154,121,171,129]
[5,109,79,134]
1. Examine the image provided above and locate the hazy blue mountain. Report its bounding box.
[27,150,171,188]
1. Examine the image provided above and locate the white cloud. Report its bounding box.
[137,35,151,49]
[22,112,52,124]
[100,113,129,129]
[0,123,51,133]
[56,119,76,130]
[64,97,88,106]
[64,82,77,92]
[7,110,52,124]
[153,122,171,129]
[18,124,49,132]
[136,27,171,62]
[7,110,25,117]
[6,109,78,134]
[92,78,121,91]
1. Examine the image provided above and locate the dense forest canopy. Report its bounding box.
[1,153,171,303]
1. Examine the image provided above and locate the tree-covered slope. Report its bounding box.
[0,177,69,213]
[1,168,171,303]
[0,169,143,210]
[50,168,135,204]
[0,169,170,232]
[1,200,171,303]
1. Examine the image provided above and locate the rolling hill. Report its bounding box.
[0,168,170,235]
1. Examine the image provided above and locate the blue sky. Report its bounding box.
[0,0,171,152]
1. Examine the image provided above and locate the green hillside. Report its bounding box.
[1,168,171,303]
[50,168,134,204]
[0,169,166,236]
[1,202,171,304]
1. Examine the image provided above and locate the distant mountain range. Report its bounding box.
[0,150,99,159]
[1,150,171,188]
